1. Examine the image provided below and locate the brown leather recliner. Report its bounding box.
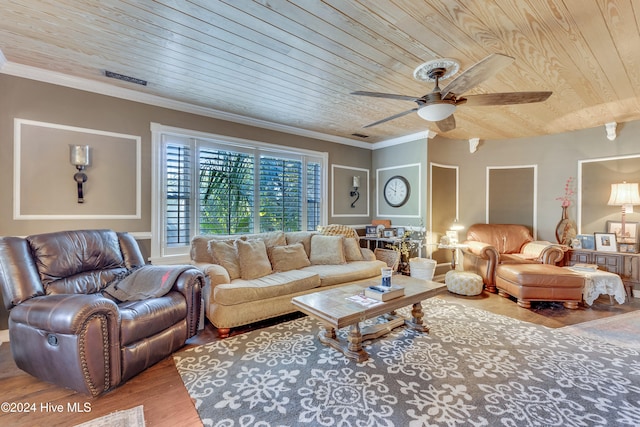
[0,229,203,396]
[461,224,565,292]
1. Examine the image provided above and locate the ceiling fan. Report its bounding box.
[352,53,552,132]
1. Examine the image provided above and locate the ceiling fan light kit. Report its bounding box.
[417,102,457,122]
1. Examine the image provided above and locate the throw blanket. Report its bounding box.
[103,265,192,302]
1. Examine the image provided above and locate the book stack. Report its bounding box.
[364,285,405,301]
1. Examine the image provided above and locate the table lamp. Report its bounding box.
[607,182,640,240]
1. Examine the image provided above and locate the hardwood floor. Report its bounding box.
[1,292,638,427]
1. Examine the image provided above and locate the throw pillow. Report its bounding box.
[236,239,273,280]
[309,234,346,265]
[343,237,364,261]
[268,243,311,272]
[285,231,314,257]
[208,239,241,280]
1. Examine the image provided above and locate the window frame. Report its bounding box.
[150,123,328,264]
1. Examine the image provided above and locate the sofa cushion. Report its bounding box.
[310,235,346,265]
[118,292,187,346]
[285,231,314,257]
[208,239,241,280]
[236,239,273,280]
[242,231,286,249]
[213,270,320,305]
[302,260,386,287]
[466,224,533,254]
[500,253,540,264]
[27,229,125,289]
[191,234,246,263]
[268,243,311,272]
[343,237,364,261]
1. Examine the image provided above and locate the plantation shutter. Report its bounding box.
[165,142,192,245]
[199,147,255,235]
[306,160,322,231]
[259,155,303,232]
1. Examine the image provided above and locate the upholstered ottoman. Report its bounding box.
[445,270,484,296]
[496,264,585,309]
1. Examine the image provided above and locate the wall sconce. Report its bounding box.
[350,176,360,208]
[69,145,90,203]
[608,181,640,239]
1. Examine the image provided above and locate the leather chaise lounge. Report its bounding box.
[0,229,203,396]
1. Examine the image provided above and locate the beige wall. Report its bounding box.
[0,74,373,239]
[428,120,640,242]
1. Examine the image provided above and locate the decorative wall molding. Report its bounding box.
[13,118,141,219]
[376,163,422,219]
[486,164,538,238]
[331,164,370,217]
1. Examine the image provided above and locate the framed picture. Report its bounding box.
[571,238,581,249]
[577,234,595,250]
[396,227,406,238]
[594,232,617,252]
[618,243,639,253]
[383,228,395,238]
[606,220,638,243]
[365,225,377,237]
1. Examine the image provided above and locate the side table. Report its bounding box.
[437,243,468,269]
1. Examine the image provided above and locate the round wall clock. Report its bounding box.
[383,175,410,207]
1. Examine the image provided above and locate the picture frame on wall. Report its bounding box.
[576,234,595,250]
[606,220,638,243]
[594,232,617,252]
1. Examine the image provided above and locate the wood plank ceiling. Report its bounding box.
[1,0,639,143]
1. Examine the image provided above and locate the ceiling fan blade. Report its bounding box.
[441,53,515,98]
[463,91,552,106]
[351,91,418,102]
[436,115,456,132]
[363,108,418,128]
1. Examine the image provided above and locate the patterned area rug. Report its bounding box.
[174,299,640,426]
[560,310,640,350]
[73,405,145,427]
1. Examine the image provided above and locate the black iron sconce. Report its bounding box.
[350,175,360,208]
[69,145,90,203]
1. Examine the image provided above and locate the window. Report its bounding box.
[151,124,327,262]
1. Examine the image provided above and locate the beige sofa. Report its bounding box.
[191,229,387,337]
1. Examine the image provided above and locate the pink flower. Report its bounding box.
[556,177,575,207]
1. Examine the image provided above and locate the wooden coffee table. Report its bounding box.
[291,275,446,362]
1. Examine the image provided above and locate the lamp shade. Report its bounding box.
[417,102,456,122]
[607,182,640,206]
[69,145,91,167]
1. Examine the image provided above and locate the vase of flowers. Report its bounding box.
[555,177,577,245]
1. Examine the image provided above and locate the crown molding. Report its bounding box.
[0,57,385,149]
[371,130,435,149]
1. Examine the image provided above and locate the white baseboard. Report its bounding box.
[0,329,9,343]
